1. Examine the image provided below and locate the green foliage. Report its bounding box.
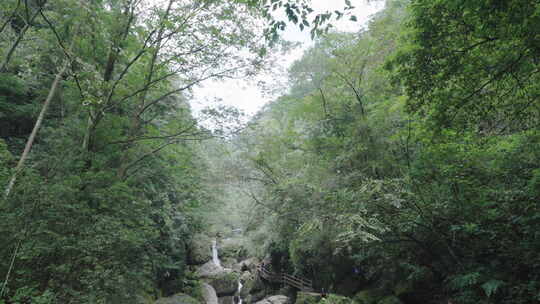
[353,289,382,304]
[390,0,540,133]
[448,272,481,291]
[3,0,540,303]
[0,73,34,145]
[7,287,56,304]
[377,296,402,304]
[258,0,357,41]
[181,271,204,302]
[234,1,540,304]
[0,0,269,302]
[295,292,322,304]
[238,0,412,293]
[0,139,12,186]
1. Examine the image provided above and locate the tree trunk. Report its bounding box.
[3,61,69,199]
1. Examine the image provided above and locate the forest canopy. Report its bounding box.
[1,0,539,304]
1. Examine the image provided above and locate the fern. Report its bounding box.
[481,279,504,298]
[448,272,481,290]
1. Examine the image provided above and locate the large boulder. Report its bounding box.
[155,293,201,304]
[202,283,219,304]
[254,295,289,304]
[207,271,241,296]
[240,271,252,283]
[196,261,224,278]
[190,234,213,265]
[196,260,241,297]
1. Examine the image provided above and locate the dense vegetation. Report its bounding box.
[0,0,271,302]
[229,0,540,303]
[1,0,540,304]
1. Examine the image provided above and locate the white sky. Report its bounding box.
[191,0,385,117]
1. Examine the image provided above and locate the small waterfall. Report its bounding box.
[236,280,243,304]
[212,239,221,267]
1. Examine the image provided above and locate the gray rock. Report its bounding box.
[202,283,218,304]
[155,293,201,304]
[207,271,241,296]
[195,260,240,297]
[190,234,212,265]
[254,295,289,304]
[240,271,252,283]
[196,261,223,278]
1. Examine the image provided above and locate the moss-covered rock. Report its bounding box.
[155,293,201,304]
[294,292,322,304]
[240,271,252,283]
[196,261,223,278]
[207,271,240,296]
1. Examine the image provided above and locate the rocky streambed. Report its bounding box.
[154,234,408,304]
[155,235,272,304]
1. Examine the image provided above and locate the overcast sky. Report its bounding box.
[191,0,385,117]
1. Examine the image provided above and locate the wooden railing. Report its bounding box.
[256,263,313,292]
